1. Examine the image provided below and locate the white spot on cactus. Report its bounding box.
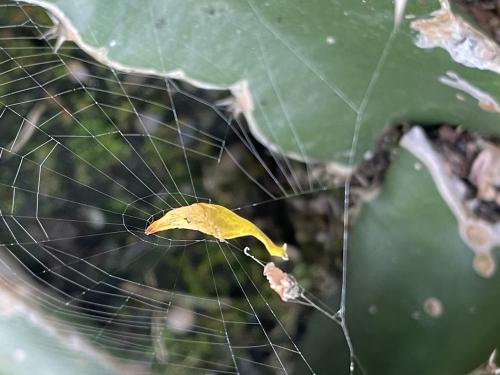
[109,39,116,47]
[423,297,443,318]
[325,36,335,45]
[473,253,496,278]
[368,305,378,314]
[466,221,493,248]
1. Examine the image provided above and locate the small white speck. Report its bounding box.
[456,94,466,101]
[363,150,373,160]
[405,14,416,19]
[414,162,422,171]
[326,36,335,45]
[368,305,378,314]
[13,349,26,363]
[109,40,117,47]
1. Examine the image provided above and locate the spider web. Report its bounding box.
[0,2,398,374]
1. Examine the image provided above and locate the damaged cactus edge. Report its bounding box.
[401,0,500,279]
[17,0,314,168]
[401,127,500,278]
[410,0,500,75]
